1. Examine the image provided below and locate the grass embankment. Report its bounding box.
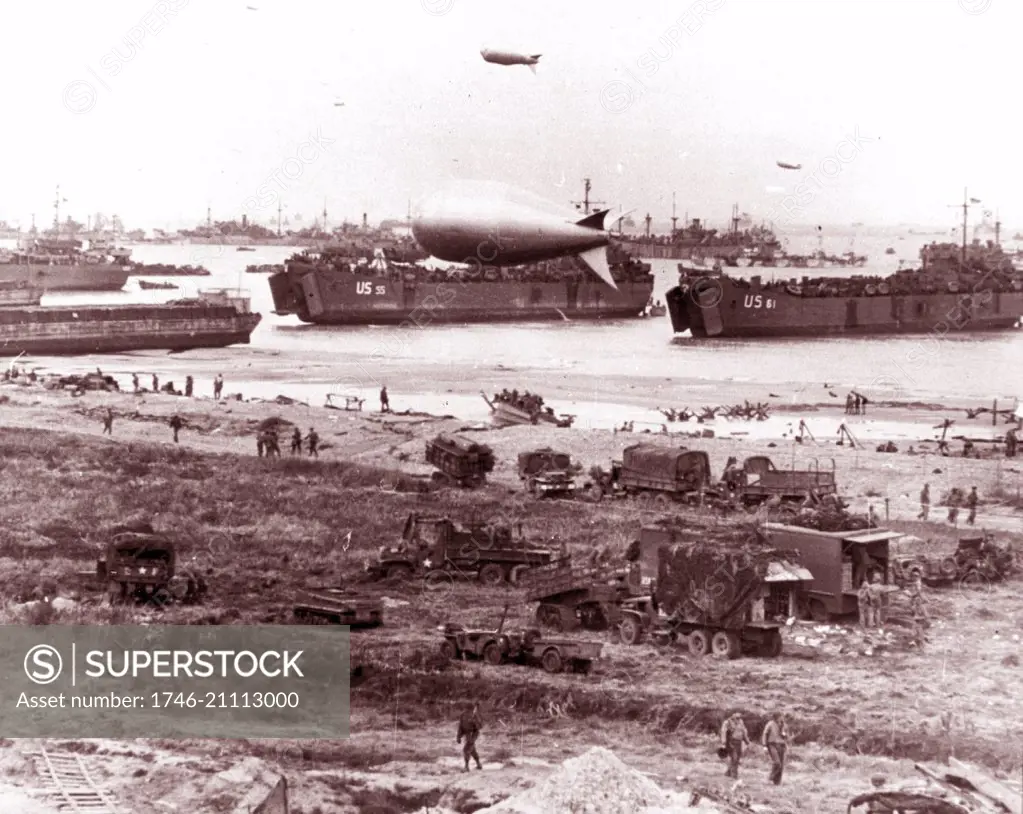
[3,427,1023,784]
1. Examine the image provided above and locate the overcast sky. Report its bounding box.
[2,0,1018,232]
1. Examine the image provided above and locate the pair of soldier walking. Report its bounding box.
[720,711,789,785]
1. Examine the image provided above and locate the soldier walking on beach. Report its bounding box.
[213,374,224,400]
[152,374,159,393]
[918,483,930,521]
[967,486,978,525]
[169,414,183,443]
[291,427,303,455]
[307,427,319,458]
[102,408,114,435]
[380,385,390,413]
[762,711,789,785]
[720,712,749,779]
[456,703,483,772]
[845,393,854,415]
[185,375,194,398]
[132,373,140,394]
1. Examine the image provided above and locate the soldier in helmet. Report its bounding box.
[719,711,749,779]
[456,702,483,772]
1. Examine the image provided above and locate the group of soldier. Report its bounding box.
[919,483,980,525]
[719,710,790,785]
[257,425,319,458]
[130,372,226,401]
[844,392,869,415]
[494,388,545,414]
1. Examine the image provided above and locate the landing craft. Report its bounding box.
[480,48,542,74]
[411,181,620,288]
[776,160,802,170]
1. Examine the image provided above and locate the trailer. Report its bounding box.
[366,512,566,586]
[727,456,838,505]
[424,433,495,488]
[526,562,638,631]
[596,444,712,504]
[617,521,812,658]
[439,622,602,674]
[760,522,901,622]
[292,588,383,627]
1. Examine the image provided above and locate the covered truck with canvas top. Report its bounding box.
[595,444,712,504]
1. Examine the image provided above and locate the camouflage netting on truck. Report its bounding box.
[655,541,800,625]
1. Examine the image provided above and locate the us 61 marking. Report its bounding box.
[355,282,387,296]
[743,295,777,309]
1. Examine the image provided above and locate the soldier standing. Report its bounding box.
[132,373,140,393]
[719,711,750,779]
[867,572,886,627]
[291,427,303,455]
[169,414,183,443]
[908,574,929,645]
[185,375,194,398]
[152,373,159,393]
[967,486,978,525]
[761,711,789,785]
[380,385,390,413]
[1006,427,1018,458]
[213,374,224,400]
[456,703,483,772]
[918,483,930,521]
[102,408,114,435]
[265,428,280,457]
[256,431,265,458]
[857,579,872,628]
[307,427,319,458]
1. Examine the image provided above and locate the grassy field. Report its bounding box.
[3,425,1022,813]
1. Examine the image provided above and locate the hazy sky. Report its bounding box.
[3,0,1019,232]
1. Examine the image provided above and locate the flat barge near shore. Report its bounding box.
[0,290,261,355]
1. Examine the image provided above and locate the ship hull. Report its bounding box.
[0,263,130,292]
[0,305,260,355]
[269,268,653,325]
[667,277,1023,338]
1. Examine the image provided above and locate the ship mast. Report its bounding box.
[670,192,678,238]
[572,178,605,216]
[53,186,62,230]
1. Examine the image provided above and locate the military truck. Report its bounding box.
[724,456,838,505]
[760,522,902,622]
[425,434,495,488]
[615,521,812,658]
[366,512,567,586]
[955,534,1016,584]
[593,444,712,504]
[97,532,206,605]
[517,448,578,498]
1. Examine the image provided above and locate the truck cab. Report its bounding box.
[761,523,901,621]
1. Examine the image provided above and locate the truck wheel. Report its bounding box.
[711,631,741,660]
[761,630,783,658]
[619,615,644,646]
[541,648,563,674]
[440,640,457,660]
[386,564,414,581]
[483,642,504,666]
[688,629,710,657]
[509,565,529,585]
[939,557,958,578]
[478,563,505,586]
[653,493,671,507]
[574,660,592,675]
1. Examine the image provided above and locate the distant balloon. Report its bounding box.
[776,160,802,170]
[480,48,542,74]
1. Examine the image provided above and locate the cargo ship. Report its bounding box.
[268,242,654,325]
[667,239,1023,338]
[0,290,261,355]
[0,238,132,292]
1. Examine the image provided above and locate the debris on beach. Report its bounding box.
[472,747,712,813]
